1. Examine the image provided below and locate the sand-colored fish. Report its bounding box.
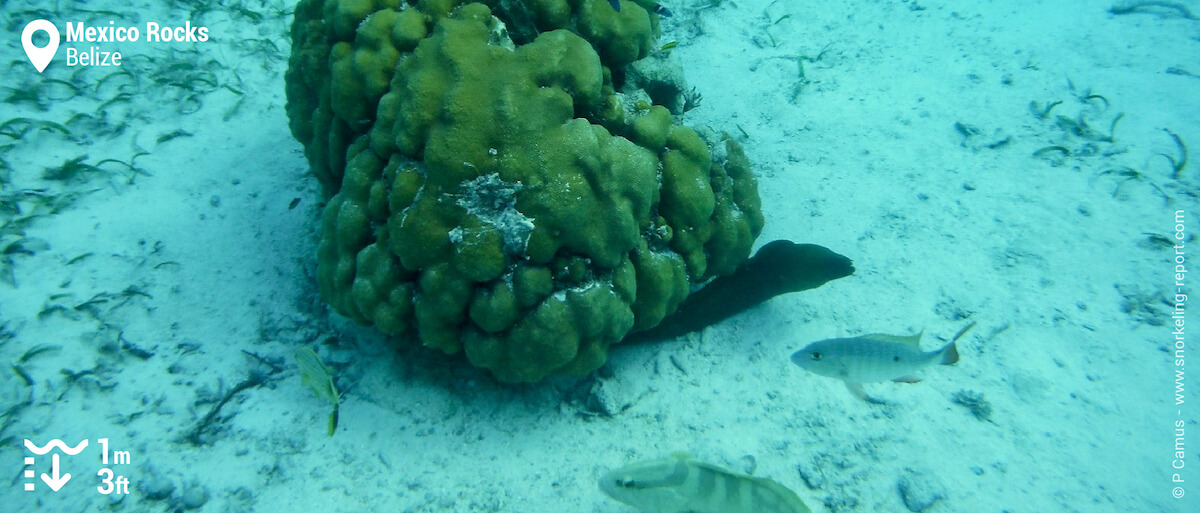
[790,322,974,402]
[599,453,812,513]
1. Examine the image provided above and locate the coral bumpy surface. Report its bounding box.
[285,0,764,382]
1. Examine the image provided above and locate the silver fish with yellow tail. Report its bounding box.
[599,453,812,513]
[790,322,975,402]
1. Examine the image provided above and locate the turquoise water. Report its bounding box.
[1,1,1196,511]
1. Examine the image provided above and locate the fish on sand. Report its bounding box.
[790,322,975,402]
[599,453,811,513]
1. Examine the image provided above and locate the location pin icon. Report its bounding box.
[22,20,60,73]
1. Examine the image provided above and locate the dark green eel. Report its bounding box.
[626,240,854,343]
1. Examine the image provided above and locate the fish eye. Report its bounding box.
[810,352,822,361]
[893,356,901,362]
[617,478,636,488]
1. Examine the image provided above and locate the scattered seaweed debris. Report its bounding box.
[1157,128,1188,180]
[951,389,993,421]
[1109,1,1198,20]
[1029,100,1063,120]
[185,351,282,446]
[1099,166,1170,204]
[1033,145,1071,166]
[1139,232,1177,251]
[954,121,1011,150]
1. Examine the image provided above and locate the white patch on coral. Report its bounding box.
[455,173,535,255]
[551,280,607,303]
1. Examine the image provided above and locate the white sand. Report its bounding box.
[1,0,1196,511]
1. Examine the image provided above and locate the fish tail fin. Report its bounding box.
[940,342,960,365]
[937,321,971,365]
[951,321,977,343]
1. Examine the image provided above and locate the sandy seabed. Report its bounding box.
[1,1,1197,512]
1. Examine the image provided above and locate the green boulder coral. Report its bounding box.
[286,0,764,382]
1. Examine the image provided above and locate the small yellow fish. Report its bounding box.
[790,322,974,402]
[295,347,341,436]
[599,453,812,513]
